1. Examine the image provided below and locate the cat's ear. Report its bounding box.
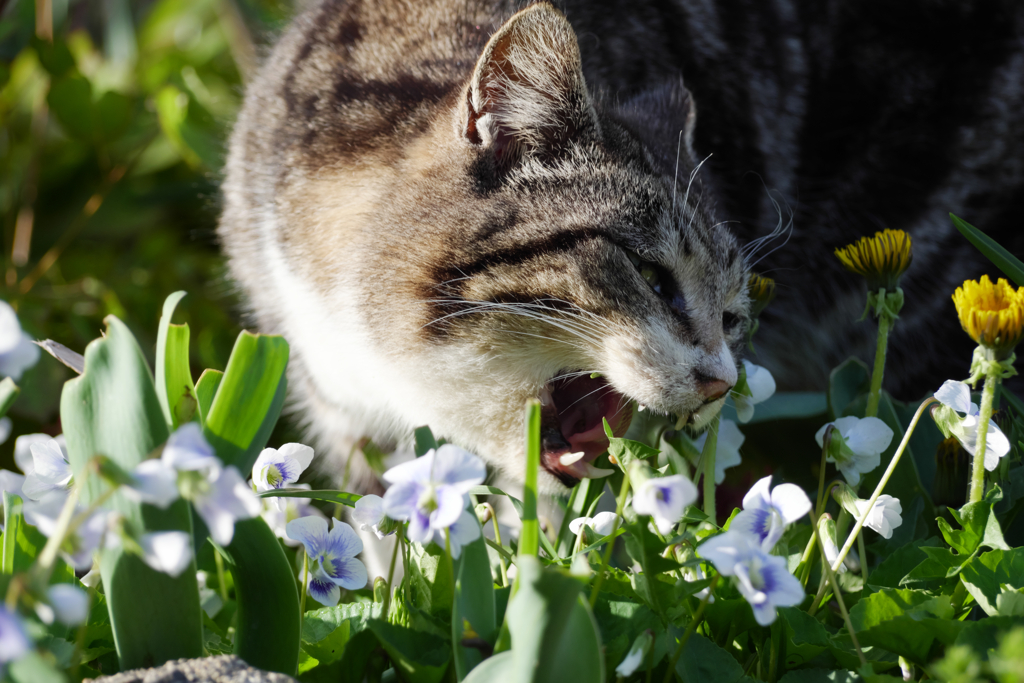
[613,80,699,176]
[462,2,595,163]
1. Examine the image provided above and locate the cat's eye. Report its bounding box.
[723,311,741,332]
[639,263,662,294]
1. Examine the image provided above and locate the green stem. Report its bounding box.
[299,551,308,622]
[969,362,998,503]
[662,575,719,683]
[857,532,869,583]
[483,503,508,588]
[384,528,402,616]
[807,572,828,617]
[809,511,867,668]
[519,400,542,559]
[34,486,81,578]
[588,469,631,608]
[830,397,936,573]
[214,545,229,603]
[702,415,720,520]
[866,309,891,418]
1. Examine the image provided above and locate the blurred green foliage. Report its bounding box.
[0,0,293,465]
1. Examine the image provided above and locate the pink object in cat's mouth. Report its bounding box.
[538,373,632,487]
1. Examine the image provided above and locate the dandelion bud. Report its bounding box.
[817,514,846,575]
[747,272,776,318]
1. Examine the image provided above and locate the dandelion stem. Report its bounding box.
[589,468,631,608]
[809,510,866,667]
[866,306,891,418]
[969,355,998,503]
[702,415,720,520]
[662,575,719,683]
[830,398,936,573]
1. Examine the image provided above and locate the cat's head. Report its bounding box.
[377,3,749,492]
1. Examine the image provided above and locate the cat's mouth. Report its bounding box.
[537,372,633,486]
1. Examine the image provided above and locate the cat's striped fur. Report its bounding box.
[220,0,1024,490]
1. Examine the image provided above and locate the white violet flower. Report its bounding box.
[124,459,180,509]
[853,494,903,540]
[0,301,39,381]
[430,509,481,559]
[933,380,1010,471]
[729,475,812,552]
[139,531,194,578]
[13,433,66,477]
[0,605,30,673]
[22,437,72,502]
[568,511,619,539]
[24,499,115,571]
[631,474,698,536]
[814,416,894,486]
[694,419,745,484]
[352,494,394,540]
[287,516,368,606]
[46,584,90,626]
[381,445,486,544]
[698,530,805,626]
[252,443,315,509]
[733,361,777,423]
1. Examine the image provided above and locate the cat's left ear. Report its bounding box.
[612,79,699,177]
[461,2,597,164]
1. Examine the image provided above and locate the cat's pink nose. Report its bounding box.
[699,378,732,403]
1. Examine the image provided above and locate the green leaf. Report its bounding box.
[778,670,857,683]
[938,486,1009,556]
[673,632,750,683]
[203,331,289,474]
[194,369,223,421]
[953,615,1024,660]
[779,607,832,669]
[503,556,603,683]
[47,75,95,141]
[606,432,659,472]
[223,517,301,674]
[902,545,971,584]
[452,513,496,680]
[519,401,541,559]
[556,478,604,557]
[849,588,964,665]
[0,377,19,418]
[8,650,66,683]
[704,598,760,648]
[407,543,455,627]
[623,520,675,618]
[301,602,382,682]
[155,291,198,430]
[867,537,943,589]
[591,597,660,675]
[950,214,1024,286]
[258,488,361,508]
[960,547,1024,617]
[368,619,450,683]
[414,426,438,457]
[60,315,203,669]
[95,90,133,142]
[828,357,870,420]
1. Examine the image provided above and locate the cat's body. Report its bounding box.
[220,0,1024,490]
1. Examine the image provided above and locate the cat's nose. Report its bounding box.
[697,375,733,403]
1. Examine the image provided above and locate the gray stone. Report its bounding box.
[85,655,297,683]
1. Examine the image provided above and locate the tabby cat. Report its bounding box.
[219,0,1024,491]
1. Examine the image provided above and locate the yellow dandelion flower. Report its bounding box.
[952,275,1024,357]
[834,229,913,291]
[747,272,776,318]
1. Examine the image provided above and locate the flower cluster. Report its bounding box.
[698,476,810,625]
[933,380,1010,471]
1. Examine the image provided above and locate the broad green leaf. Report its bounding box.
[203,330,289,474]
[155,291,197,430]
[258,488,361,508]
[223,517,300,674]
[623,520,675,618]
[673,632,750,683]
[194,369,223,421]
[849,588,964,665]
[95,90,133,142]
[779,607,832,669]
[903,546,971,583]
[828,357,870,420]
[960,548,1024,617]
[61,315,202,669]
[407,543,455,626]
[8,650,66,683]
[778,670,857,683]
[504,556,603,683]
[938,486,1009,556]
[704,598,760,648]
[591,597,660,676]
[866,538,943,589]
[302,603,382,682]
[452,513,496,680]
[953,615,1024,660]
[461,651,513,681]
[950,214,1024,286]
[0,377,19,418]
[368,619,450,683]
[606,430,659,472]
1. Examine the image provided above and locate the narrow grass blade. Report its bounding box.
[257,488,361,508]
[519,401,541,560]
[950,214,1024,286]
[155,291,192,429]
